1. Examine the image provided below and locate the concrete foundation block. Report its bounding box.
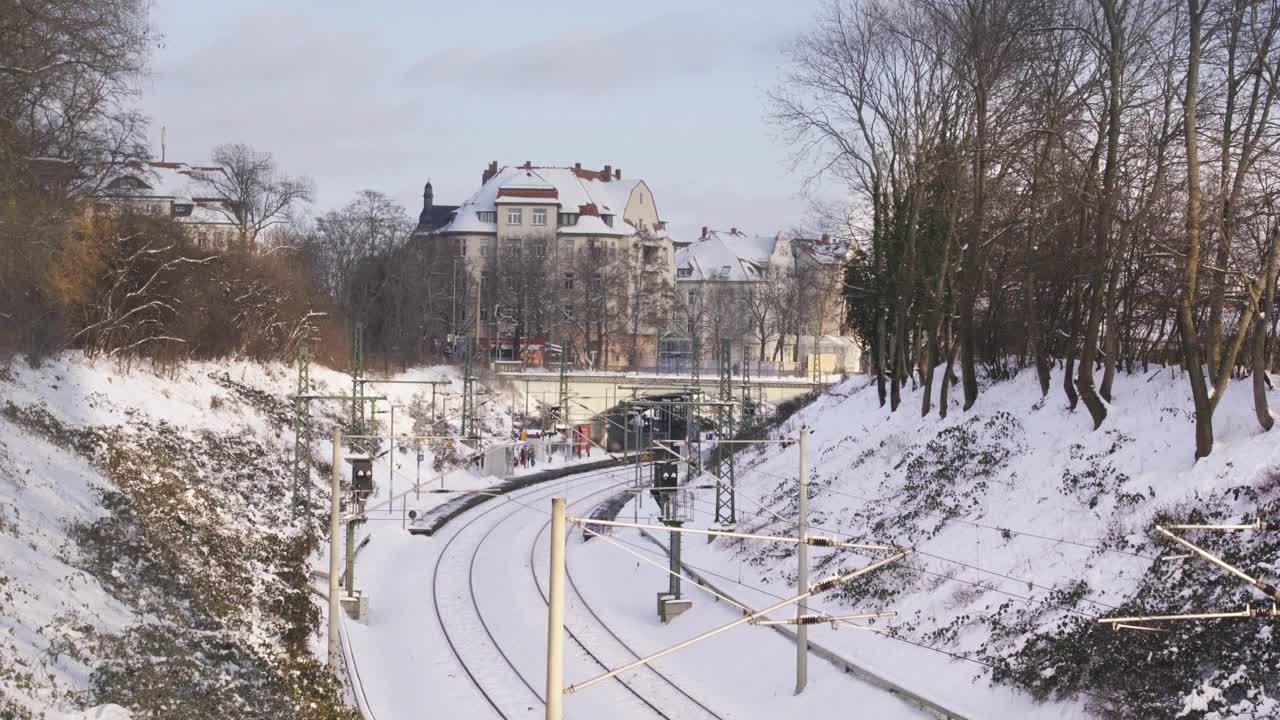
[657,593,692,623]
[340,592,369,623]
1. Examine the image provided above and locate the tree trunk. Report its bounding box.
[1253,225,1279,431]
[875,313,888,406]
[1181,0,1214,459]
[1078,0,1125,430]
[939,311,957,419]
[1064,284,1081,410]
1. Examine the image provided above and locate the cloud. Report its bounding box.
[142,11,429,199]
[403,11,790,95]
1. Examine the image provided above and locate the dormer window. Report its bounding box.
[558,212,578,226]
[172,203,193,217]
[477,210,496,223]
[721,265,732,277]
[677,267,692,278]
[602,214,614,227]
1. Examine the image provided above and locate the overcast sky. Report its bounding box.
[141,0,829,241]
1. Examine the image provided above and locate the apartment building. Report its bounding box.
[425,161,676,369]
[674,227,859,375]
[95,161,241,249]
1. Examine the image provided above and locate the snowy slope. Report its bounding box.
[679,366,1280,719]
[0,353,518,718]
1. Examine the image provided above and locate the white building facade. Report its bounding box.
[674,228,859,376]
[429,162,676,369]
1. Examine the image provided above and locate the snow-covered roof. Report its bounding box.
[100,161,228,201]
[437,164,641,237]
[98,162,239,227]
[675,230,780,282]
[177,201,237,226]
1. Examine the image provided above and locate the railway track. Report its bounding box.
[432,465,718,719]
[528,490,724,720]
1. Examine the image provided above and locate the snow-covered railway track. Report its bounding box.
[430,470,604,718]
[432,466,681,719]
[529,492,725,720]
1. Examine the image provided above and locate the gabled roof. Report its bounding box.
[97,161,239,226]
[437,163,641,237]
[675,229,779,282]
[100,161,228,201]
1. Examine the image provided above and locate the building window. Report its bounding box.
[477,211,496,223]
[481,271,490,290]
[534,240,546,257]
[563,272,574,291]
[480,306,489,321]
[687,289,696,305]
[721,265,732,276]
[481,242,490,257]
[561,239,572,257]
[558,212,578,226]
[532,208,547,226]
[562,305,574,320]
[677,267,692,278]
[507,208,523,225]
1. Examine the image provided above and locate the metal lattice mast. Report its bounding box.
[291,343,311,520]
[558,335,570,430]
[351,321,365,441]
[461,335,475,440]
[688,333,702,479]
[713,337,736,525]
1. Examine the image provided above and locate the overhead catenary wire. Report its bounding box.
[688,496,1125,616]
[608,496,1123,707]
[571,516,901,552]
[740,462,1159,560]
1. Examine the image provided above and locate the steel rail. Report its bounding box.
[463,468,672,717]
[430,466,634,719]
[530,490,726,720]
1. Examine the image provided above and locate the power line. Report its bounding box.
[595,498,1122,706]
[741,463,1156,560]
[688,496,1120,616]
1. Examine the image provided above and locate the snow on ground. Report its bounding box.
[0,352,525,716]
[674,366,1280,718]
[347,462,930,720]
[341,363,1280,719]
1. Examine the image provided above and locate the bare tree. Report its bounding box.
[192,143,313,251]
[1,0,153,358]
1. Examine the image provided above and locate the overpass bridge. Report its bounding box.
[492,369,833,426]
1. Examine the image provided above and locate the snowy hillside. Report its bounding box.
[683,367,1280,720]
[0,353,513,718]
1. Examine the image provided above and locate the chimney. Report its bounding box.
[701,226,708,239]
[523,160,532,169]
[602,164,612,181]
[730,227,738,235]
[481,160,498,185]
[614,168,621,180]
[574,162,581,172]
[821,233,830,242]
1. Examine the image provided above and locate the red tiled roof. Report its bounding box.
[496,187,559,199]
